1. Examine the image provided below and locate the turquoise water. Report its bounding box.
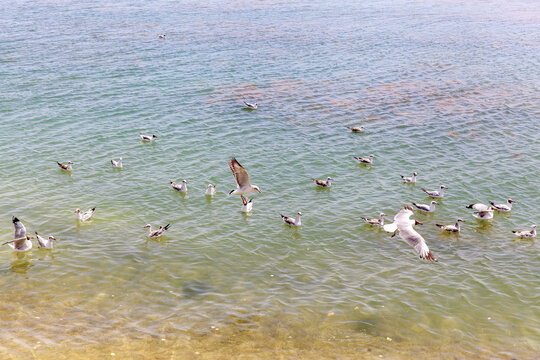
[1,0,539,358]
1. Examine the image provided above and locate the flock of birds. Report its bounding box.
[3,102,537,260]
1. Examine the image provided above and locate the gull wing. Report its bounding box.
[393,207,413,227]
[398,226,435,261]
[228,158,251,188]
[12,217,26,240]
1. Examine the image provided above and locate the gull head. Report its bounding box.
[404,205,414,211]
[74,208,80,213]
[253,185,261,193]
[182,179,187,183]
[457,218,465,223]
[413,172,418,176]
[143,224,151,229]
[26,235,34,240]
[49,235,57,241]
[440,185,448,189]
[369,154,375,158]
[152,134,157,138]
[297,212,302,216]
[119,157,123,161]
[531,225,537,229]
[68,161,73,165]
[207,184,214,188]
[380,213,386,217]
[508,198,514,203]
[431,201,438,205]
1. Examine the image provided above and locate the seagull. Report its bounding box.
[171,180,187,192]
[421,185,448,198]
[144,223,170,238]
[361,212,386,226]
[436,218,465,232]
[473,209,494,220]
[490,198,514,212]
[3,217,34,251]
[35,231,56,249]
[57,161,73,171]
[75,207,95,221]
[512,225,537,238]
[347,126,364,133]
[111,158,123,168]
[353,154,374,164]
[240,194,253,212]
[243,100,258,110]
[139,132,157,142]
[158,34,166,39]
[400,172,417,183]
[383,218,423,234]
[412,201,438,212]
[466,203,490,211]
[393,206,437,261]
[205,184,216,196]
[311,177,333,187]
[228,158,261,195]
[280,212,302,226]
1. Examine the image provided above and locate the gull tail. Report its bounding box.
[512,230,517,234]
[164,224,170,231]
[400,175,405,179]
[421,188,428,193]
[435,224,444,228]
[12,216,19,223]
[466,204,474,208]
[489,201,496,206]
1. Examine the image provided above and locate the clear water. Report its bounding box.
[0,0,539,358]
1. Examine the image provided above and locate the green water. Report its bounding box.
[0,0,539,358]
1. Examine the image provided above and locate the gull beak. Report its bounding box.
[256,189,261,193]
[416,220,423,225]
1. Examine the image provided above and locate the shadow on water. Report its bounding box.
[182,280,213,299]
[10,252,33,273]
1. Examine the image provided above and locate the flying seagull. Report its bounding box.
[228,158,261,195]
[393,206,437,261]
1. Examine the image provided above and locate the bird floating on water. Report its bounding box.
[139,133,157,142]
[490,198,514,212]
[144,223,170,238]
[312,177,333,187]
[361,212,386,226]
[75,207,95,222]
[57,161,73,171]
[393,206,436,262]
[240,194,253,212]
[436,218,465,232]
[412,201,438,212]
[421,185,448,198]
[400,172,417,183]
[228,158,261,195]
[3,217,33,252]
[353,154,374,164]
[473,209,494,220]
[111,158,122,168]
[35,231,56,249]
[512,225,537,238]
[171,180,187,192]
[158,34,166,39]
[281,212,302,226]
[347,126,364,133]
[243,100,258,110]
[205,184,216,196]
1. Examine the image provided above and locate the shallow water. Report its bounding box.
[0,0,539,358]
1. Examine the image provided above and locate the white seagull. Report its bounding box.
[240,194,253,212]
[347,126,364,133]
[393,206,437,261]
[228,158,261,195]
[383,217,423,234]
[57,161,73,171]
[312,177,333,187]
[111,158,123,168]
[353,154,374,164]
[412,201,438,212]
[144,223,170,238]
[361,213,386,226]
[171,180,187,192]
[281,212,302,226]
[512,225,537,238]
[436,218,465,232]
[158,34,166,39]
[400,172,417,183]
[3,217,34,252]
[243,100,258,110]
[35,231,56,249]
[421,185,448,198]
[139,132,157,142]
[490,198,514,212]
[205,184,216,196]
[75,207,96,221]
